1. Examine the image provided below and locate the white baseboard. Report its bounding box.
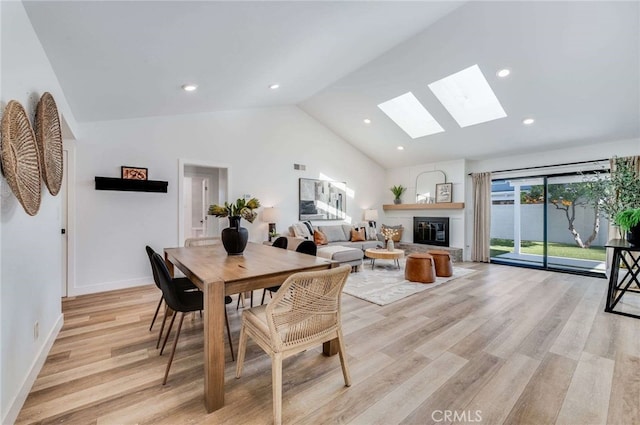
[3,313,64,425]
[68,276,153,297]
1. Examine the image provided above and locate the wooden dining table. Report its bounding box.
[163,242,336,413]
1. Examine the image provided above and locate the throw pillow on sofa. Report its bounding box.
[292,221,314,240]
[314,229,328,245]
[350,228,366,242]
[365,224,378,241]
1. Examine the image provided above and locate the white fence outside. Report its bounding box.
[491,204,609,247]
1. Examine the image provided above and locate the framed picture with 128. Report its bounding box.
[121,166,148,180]
[435,182,452,203]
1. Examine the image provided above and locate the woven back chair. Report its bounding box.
[184,236,221,247]
[235,265,352,425]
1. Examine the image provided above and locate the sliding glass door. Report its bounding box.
[490,178,546,268]
[545,175,607,274]
[490,173,607,276]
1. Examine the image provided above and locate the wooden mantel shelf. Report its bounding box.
[383,202,465,210]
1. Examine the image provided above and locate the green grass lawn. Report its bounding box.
[490,238,606,261]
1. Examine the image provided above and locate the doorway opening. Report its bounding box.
[178,160,229,246]
[61,139,76,298]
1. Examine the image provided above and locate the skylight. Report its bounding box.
[428,64,507,128]
[377,92,444,139]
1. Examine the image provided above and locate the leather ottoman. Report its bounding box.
[405,253,436,283]
[427,250,453,277]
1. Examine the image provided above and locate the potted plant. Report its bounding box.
[615,208,640,245]
[209,197,260,255]
[268,229,280,241]
[599,157,640,240]
[390,185,406,204]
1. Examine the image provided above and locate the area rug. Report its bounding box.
[343,260,476,306]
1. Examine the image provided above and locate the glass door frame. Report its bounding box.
[490,171,606,278]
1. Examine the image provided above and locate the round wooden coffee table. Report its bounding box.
[364,248,405,269]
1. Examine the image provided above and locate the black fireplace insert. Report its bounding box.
[413,217,449,247]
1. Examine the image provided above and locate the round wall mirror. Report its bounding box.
[415,170,446,203]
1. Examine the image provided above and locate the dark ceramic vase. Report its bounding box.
[627,224,640,246]
[221,216,248,255]
[393,198,401,205]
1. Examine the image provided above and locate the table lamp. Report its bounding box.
[364,209,378,228]
[262,207,279,242]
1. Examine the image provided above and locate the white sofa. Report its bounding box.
[278,236,363,271]
[289,223,382,250]
[287,222,384,271]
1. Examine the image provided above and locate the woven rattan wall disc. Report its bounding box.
[0,100,42,216]
[35,92,63,196]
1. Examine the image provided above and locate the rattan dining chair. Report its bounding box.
[235,265,352,425]
[184,236,221,247]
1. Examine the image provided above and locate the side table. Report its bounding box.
[605,239,640,319]
[364,248,404,269]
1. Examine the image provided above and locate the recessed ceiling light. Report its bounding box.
[363,118,371,124]
[182,84,197,92]
[496,68,511,78]
[397,146,404,150]
[269,83,280,90]
[522,117,535,125]
[378,92,444,139]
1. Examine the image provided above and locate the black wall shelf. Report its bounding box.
[95,177,168,193]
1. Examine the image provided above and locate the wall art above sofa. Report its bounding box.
[299,178,346,220]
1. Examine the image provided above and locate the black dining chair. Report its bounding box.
[261,239,317,304]
[150,252,235,384]
[272,236,288,249]
[146,246,198,347]
[295,240,317,256]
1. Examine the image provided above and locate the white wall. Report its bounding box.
[0,2,78,423]
[73,106,385,295]
[384,159,466,250]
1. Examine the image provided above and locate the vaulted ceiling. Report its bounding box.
[23,1,639,168]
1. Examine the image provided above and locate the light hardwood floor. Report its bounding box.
[16,263,640,424]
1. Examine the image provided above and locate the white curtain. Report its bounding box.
[471,172,492,262]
